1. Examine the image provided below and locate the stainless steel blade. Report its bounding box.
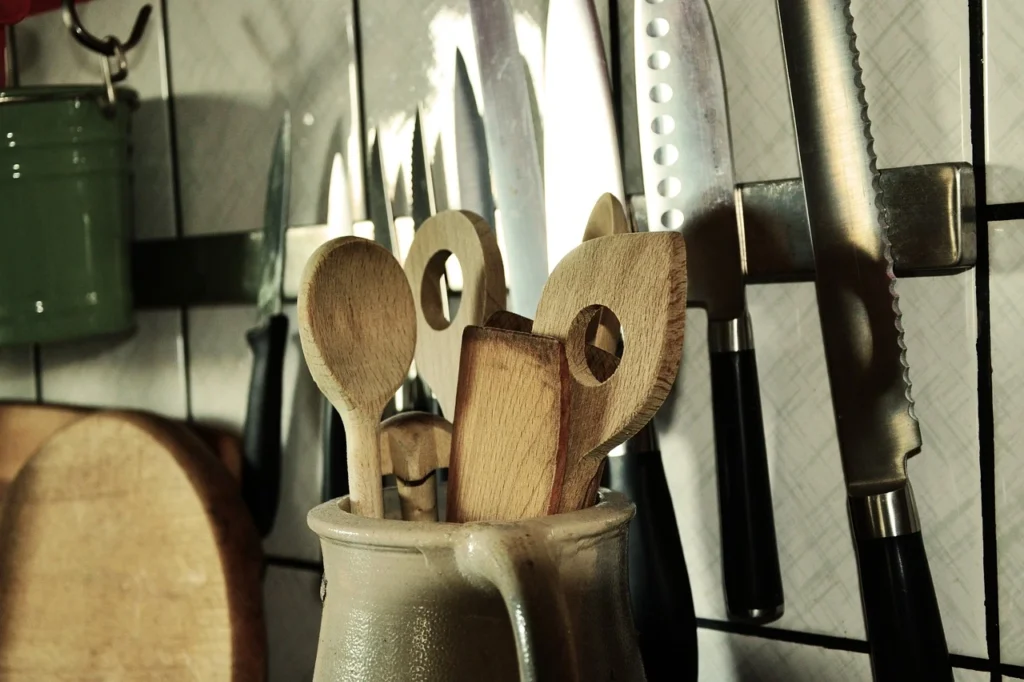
[544,0,623,271]
[411,107,436,229]
[326,152,353,239]
[431,135,450,213]
[367,130,399,259]
[453,48,495,227]
[777,0,921,496]
[469,0,548,317]
[256,111,291,321]
[635,0,745,321]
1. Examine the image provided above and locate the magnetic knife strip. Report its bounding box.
[133,162,974,308]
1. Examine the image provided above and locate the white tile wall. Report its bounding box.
[0,0,1005,679]
[986,0,1024,204]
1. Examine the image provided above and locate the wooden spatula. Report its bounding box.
[446,326,571,522]
[581,194,633,354]
[534,231,687,512]
[378,411,452,522]
[298,236,417,518]
[403,210,506,419]
[0,412,265,681]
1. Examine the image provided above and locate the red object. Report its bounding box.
[1,0,95,87]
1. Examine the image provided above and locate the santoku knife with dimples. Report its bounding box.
[777,0,952,679]
[636,0,783,623]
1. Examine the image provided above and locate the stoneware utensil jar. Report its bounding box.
[308,484,647,682]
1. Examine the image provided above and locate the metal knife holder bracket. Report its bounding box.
[132,162,975,308]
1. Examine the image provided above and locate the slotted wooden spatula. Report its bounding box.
[582,194,633,354]
[446,326,571,522]
[404,210,506,420]
[534,231,687,512]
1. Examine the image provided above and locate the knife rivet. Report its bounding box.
[646,18,669,38]
[648,51,670,70]
[650,84,672,103]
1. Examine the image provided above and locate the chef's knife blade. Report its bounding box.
[543,0,623,271]
[322,151,351,504]
[453,49,495,228]
[777,1,950,678]
[368,130,399,258]
[637,0,782,622]
[411,107,436,231]
[469,0,548,317]
[243,112,291,536]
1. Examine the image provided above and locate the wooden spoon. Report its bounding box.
[403,210,506,419]
[298,236,417,518]
[378,411,452,522]
[446,326,570,522]
[581,194,633,354]
[533,231,687,512]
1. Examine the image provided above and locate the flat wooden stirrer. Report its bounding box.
[446,327,570,523]
[378,411,452,522]
[534,230,687,513]
[404,211,506,419]
[298,236,416,518]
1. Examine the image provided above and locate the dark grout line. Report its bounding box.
[158,0,193,422]
[968,0,1001,680]
[988,202,1024,223]
[696,618,868,654]
[265,555,323,574]
[1003,661,1024,679]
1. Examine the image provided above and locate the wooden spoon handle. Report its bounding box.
[343,412,385,518]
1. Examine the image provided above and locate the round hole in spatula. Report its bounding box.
[569,305,623,386]
[420,250,463,330]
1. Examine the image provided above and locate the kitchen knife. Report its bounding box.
[322,151,351,504]
[411,107,436,231]
[453,49,496,229]
[242,111,291,537]
[543,0,623,271]
[469,0,548,317]
[636,0,782,622]
[368,130,399,257]
[776,1,951,678]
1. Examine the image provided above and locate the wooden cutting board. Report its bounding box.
[0,411,266,681]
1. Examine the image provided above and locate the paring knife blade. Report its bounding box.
[777,1,951,678]
[411,108,436,231]
[453,49,495,229]
[469,0,548,317]
[543,0,623,271]
[242,112,291,536]
[368,130,399,258]
[636,0,782,622]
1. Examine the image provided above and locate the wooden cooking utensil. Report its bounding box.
[0,412,265,681]
[404,210,506,419]
[484,309,534,333]
[299,236,417,518]
[534,231,687,512]
[446,326,570,522]
[581,194,633,354]
[378,411,452,521]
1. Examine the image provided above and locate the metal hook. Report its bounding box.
[62,0,152,57]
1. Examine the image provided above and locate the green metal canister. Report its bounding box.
[0,85,136,346]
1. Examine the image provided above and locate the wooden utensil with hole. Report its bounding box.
[378,411,452,521]
[404,210,506,419]
[0,412,265,681]
[446,326,571,522]
[299,236,417,518]
[534,231,687,513]
[582,194,633,354]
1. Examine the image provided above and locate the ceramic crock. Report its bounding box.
[0,85,136,345]
[307,485,647,682]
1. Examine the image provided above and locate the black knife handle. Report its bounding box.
[709,344,784,622]
[856,529,952,681]
[242,313,288,537]
[604,448,697,681]
[321,399,349,503]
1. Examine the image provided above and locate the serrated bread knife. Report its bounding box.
[776,1,952,679]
